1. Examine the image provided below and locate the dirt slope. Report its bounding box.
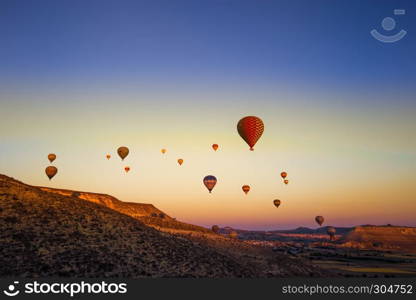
[0,174,255,277]
[39,186,212,234]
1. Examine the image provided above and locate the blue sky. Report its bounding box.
[1,0,415,97]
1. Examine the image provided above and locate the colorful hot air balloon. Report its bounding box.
[177,159,183,166]
[161,148,166,154]
[281,172,287,179]
[203,175,217,193]
[48,153,56,163]
[315,216,324,226]
[237,116,264,151]
[284,179,289,185]
[45,166,58,180]
[327,226,336,241]
[106,154,111,160]
[124,166,130,173]
[273,199,281,208]
[242,185,250,195]
[212,144,219,151]
[117,146,129,160]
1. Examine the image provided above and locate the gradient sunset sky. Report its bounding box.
[1,0,415,230]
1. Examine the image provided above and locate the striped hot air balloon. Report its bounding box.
[203,175,217,193]
[237,116,264,151]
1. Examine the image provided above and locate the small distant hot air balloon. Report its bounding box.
[237,116,264,151]
[327,226,336,241]
[177,159,183,166]
[212,225,220,233]
[273,199,281,208]
[281,172,287,179]
[48,153,56,163]
[117,146,129,160]
[212,144,219,151]
[161,148,167,154]
[315,216,324,226]
[124,166,130,173]
[203,175,217,193]
[284,179,289,185]
[45,166,58,180]
[242,185,250,195]
[106,154,111,160]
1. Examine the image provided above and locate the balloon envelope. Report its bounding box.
[203,175,217,193]
[327,226,336,240]
[281,172,287,179]
[284,179,289,185]
[237,116,264,151]
[124,166,130,173]
[48,153,56,163]
[161,148,166,154]
[273,199,281,208]
[315,216,324,226]
[242,185,250,194]
[177,159,183,165]
[106,154,111,160]
[117,146,129,160]
[212,144,219,151]
[45,166,58,180]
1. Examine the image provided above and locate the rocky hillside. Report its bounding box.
[341,225,416,252]
[39,186,212,234]
[0,174,256,277]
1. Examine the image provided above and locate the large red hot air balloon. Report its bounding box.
[212,144,219,151]
[177,159,184,166]
[124,166,130,173]
[203,175,217,193]
[237,116,264,151]
[281,172,287,179]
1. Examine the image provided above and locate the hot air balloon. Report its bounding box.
[315,216,324,226]
[161,148,166,154]
[203,175,217,193]
[281,172,287,179]
[327,226,336,241]
[124,166,130,173]
[106,154,111,160]
[273,199,281,208]
[212,144,219,151]
[242,185,250,195]
[177,159,183,166]
[237,116,264,151]
[284,179,289,185]
[212,225,220,233]
[45,166,58,180]
[117,146,129,160]
[48,153,56,163]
